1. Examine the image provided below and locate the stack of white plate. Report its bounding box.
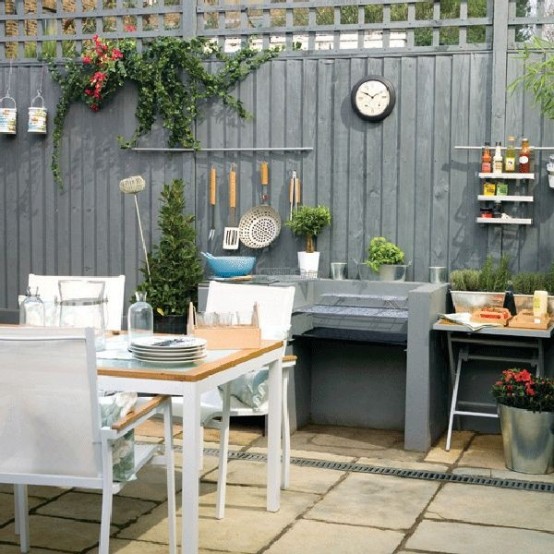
[129,335,207,365]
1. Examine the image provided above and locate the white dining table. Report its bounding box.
[96,335,285,553]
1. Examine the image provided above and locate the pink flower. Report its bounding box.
[514,369,532,383]
[111,48,123,60]
[124,24,136,32]
[92,71,107,84]
[82,55,92,64]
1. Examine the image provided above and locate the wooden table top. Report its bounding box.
[97,339,283,382]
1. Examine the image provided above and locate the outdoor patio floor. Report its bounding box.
[1,419,553,554]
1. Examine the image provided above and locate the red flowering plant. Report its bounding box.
[47,33,137,185]
[80,34,136,112]
[491,368,554,413]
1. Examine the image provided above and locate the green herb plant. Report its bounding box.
[48,35,282,188]
[286,205,332,253]
[449,269,481,291]
[135,178,203,317]
[365,236,405,273]
[449,255,511,292]
[511,272,547,295]
[478,255,511,292]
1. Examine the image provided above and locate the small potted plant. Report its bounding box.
[491,368,554,474]
[286,205,331,277]
[365,236,407,281]
[134,178,203,333]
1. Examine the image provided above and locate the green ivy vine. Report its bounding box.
[47,36,282,188]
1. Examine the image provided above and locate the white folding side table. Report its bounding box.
[433,320,554,451]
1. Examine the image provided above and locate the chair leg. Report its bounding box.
[163,400,177,554]
[99,448,114,554]
[14,484,29,553]
[215,383,231,519]
[281,366,291,489]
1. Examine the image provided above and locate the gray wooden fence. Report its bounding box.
[1,0,554,317]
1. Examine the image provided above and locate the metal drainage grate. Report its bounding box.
[201,448,554,493]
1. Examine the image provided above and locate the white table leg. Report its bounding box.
[180,384,201,553]
[215,382,231,519]
[266,354,283,511]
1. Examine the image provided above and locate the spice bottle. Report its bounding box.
[493,141,503,174]
[481,142,492,173]
[518,138,531,173]
[504,136,516,172]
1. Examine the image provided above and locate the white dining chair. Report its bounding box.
[173,281,296,519]
[26,273,126,330]
[0,326,176,554]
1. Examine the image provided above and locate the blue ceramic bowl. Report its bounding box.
[202,254,256,278]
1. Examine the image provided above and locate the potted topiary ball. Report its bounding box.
[286,205,331,278]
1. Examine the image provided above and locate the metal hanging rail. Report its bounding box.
[131,147,314,152]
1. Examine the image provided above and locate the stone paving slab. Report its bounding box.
[202,450,348,495]
[405,520,554,554]
[305,472,440,530]
[0,515,101,552]
[265,519,405,554]
[119,486,320,553]
[357,456,449,473]
[425,483,554,532]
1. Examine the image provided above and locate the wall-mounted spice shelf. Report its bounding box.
[477,195,533,202]
[476,172,535,226]
[476,217,533,225]
[478,172,533,179]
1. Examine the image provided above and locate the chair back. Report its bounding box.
[205,282,295,340]
[27,274,126,330]
[0,327,102,479]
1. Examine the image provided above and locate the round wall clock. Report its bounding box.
[351,76,396,122]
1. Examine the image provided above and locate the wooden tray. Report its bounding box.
[471,307,511,326]
[186,302,262,349]
[507,310,552,330]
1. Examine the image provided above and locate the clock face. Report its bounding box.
[351,76,396,122]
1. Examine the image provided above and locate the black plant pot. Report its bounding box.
[153,314,187,335]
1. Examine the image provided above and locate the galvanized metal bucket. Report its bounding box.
[378,264,408,282]
[498,403,554,474]
[450,290,506,313]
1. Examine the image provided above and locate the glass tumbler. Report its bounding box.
[58,280,107,351]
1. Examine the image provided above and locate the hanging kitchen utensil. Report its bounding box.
[223,164,240,250]
[288,170,302,220]
[239,161,281,249]
[208,166,216,249]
